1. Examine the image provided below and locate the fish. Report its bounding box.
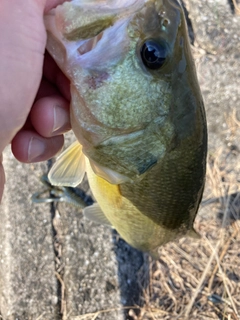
[44,0,207,256]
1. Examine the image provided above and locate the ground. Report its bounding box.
[0,1,240,319]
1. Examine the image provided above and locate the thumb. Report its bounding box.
[0,0,48,153]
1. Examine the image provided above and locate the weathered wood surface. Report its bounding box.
[0,1,240,319]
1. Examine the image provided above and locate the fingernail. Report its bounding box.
[53,105,68,133]
[28,137,45,162]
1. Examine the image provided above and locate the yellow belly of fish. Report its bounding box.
[85,158,178,252]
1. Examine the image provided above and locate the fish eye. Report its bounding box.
[140,40,168,70]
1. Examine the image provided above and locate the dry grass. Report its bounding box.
[232,0,240,15]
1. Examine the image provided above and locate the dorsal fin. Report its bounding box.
[48,141,85,187]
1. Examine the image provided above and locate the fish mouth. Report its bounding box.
[58,0,146,42]
[48,0,146,69]
[78,32,104,55]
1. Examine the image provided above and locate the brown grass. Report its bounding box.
[232,0,240,15]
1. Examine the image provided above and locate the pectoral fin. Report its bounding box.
[48,141,85,187]
[89,159,130,184]
[83,203,112,227]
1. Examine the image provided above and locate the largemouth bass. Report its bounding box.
[44,0,207,256]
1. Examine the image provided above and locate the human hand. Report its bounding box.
[0,0,71,201]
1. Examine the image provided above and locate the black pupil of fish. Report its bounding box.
[141,40,168,70]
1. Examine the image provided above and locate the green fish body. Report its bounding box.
[45,0,207,255]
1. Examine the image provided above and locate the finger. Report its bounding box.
[35,77,60,100]
[30,95,71,137]
[11,130,64,163]
[43,52,71,100]
[0,0,46,152]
